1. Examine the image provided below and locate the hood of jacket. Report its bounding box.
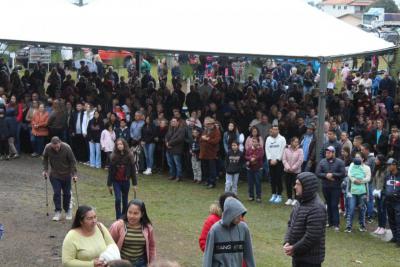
[297,172,319,203]
[221,197,247,227]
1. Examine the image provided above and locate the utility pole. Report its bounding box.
[315,59,328,164]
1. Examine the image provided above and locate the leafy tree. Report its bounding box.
[369,0,399,13]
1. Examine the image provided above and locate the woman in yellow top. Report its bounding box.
[62,205,115,267]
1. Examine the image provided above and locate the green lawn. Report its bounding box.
[76,166,398,267]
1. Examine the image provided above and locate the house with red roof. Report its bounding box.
[321,0,376,17]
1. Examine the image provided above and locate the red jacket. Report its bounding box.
[199,214,220,252]
[245,146,264,170]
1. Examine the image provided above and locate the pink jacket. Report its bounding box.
[109,219,156,264]
[282,146,304,174]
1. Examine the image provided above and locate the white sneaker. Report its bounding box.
[373,227,381,234]
[285,199,293,206]
[269,194,277,203]
[291,199,298,206]
[52,211,61,221]
[66,210,73,220]
[377,228,386,235]
[143,168,152,175]
[274,195,282,204]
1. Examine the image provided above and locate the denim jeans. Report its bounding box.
[15,122,21,153]
[346,193,367,229]
[191,157,202,181]
[89,142,101,168]
[322,187,341,227]
[225,173,239,194]
[303,85,314,96]
[166,152,182,178]
[202,159,217,186]
[143,143,155,169]
[50,176,71,212]
[34,136,45,155]
[376,196,387,228]
[113,180,130,220]
[366,183,374,218]
[247,169,261,199]
[131,257,147,267]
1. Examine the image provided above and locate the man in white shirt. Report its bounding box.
[341,63,350,82]
[81,102,95,164]
[265,125,287,204]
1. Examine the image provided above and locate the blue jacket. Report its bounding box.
[130,120,144,141]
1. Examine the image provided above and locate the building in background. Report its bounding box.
[338,13,363,26]
[321,0,375,17]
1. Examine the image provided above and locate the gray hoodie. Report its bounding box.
[202,197,255,267]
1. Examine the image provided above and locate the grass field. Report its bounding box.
[75,165,400,267]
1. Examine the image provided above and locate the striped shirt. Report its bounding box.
[120,225,146,263]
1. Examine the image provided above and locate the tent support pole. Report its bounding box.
[316,60,328,164]
[135,52,141,77]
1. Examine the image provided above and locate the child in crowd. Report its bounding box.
[191,128,202,183]
[245,137,264,203]
[203,197,255,267]
[225,141,243,194]
[101,122,116,169]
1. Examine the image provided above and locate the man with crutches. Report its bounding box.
[42,136,78,221]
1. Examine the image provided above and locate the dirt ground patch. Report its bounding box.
[0,156,73,267]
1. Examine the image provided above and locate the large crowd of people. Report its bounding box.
[1,53,400,266]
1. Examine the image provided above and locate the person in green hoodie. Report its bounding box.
[202,197,255,267]
[345,153,371,233]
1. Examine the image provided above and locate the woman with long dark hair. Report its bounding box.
[244,126,263,152]
[107,138,138,219]
[6,95,22,158]
[109,199,156,267]
[62,205,115,267]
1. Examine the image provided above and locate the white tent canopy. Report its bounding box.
[0,0,395,59]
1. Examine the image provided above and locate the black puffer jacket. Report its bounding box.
[284,172,326,265]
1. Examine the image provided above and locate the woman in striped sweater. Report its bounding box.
[109,199,156,267]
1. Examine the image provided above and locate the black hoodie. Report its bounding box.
[284,172,326,265]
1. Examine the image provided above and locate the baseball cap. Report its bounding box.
[386,158,398,165]
[325,146,335,153]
